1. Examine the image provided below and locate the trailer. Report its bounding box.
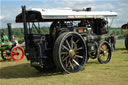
[16,6,117,73]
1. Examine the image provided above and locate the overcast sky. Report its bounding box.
[0,0,128,28]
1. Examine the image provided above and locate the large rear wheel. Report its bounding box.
[53,32,87,73]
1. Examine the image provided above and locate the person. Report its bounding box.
[0,32,12,50]
[104,34,110,43]
[0,33,1,48]
[1,32,9,46]
[78,20,86,27]
[11,35,19,47]
[110,33,116,51]
[1,32,9,42]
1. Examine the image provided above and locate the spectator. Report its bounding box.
[11,35,19,47]
[0,32,9,46]
[104,34,110,43]
[1,32,9,42]
[110,33,116,51]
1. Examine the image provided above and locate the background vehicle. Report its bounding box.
[121,23,128,50]
[0,23,24,61]
[16,6,117,73]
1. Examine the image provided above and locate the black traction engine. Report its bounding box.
[15,6,113,73]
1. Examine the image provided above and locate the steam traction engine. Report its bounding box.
[16,6,117,73]
[0,23,24,61]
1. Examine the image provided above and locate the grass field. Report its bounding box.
[0,39,128,85]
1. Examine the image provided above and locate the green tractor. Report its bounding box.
[0,23,24,61]
[121,23,128,50]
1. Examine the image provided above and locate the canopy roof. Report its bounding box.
[16,8,117,23]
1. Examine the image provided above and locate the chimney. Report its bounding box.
[7,23,13,41]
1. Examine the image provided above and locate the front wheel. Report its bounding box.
[97,41,111,64]
[11,46,24,61]
[53,32,87,73]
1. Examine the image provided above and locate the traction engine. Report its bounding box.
[0,23,24,61]
[15,6,117,73]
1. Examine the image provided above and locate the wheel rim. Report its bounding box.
[11,46,24,61]
[98,43,111,63]
[1,50,12,60]
[59,34,86,72]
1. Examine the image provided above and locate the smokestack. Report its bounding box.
[7,23,13,41]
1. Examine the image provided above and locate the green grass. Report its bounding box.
[0,39,128,85]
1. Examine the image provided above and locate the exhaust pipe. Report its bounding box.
[7,23,13,41]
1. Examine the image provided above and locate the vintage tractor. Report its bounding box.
[15,6,117,73]
[121,23,128,50]
[0,23,24,61]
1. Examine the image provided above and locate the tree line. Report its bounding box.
[0,26,49,43]
[0,27,126,43]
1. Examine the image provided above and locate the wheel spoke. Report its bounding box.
[61,51,69,55]
[66,40,71,49]
[75,55,83,59]
[73,41,77,50]
[61,55,65,60]
[75,40,79,44]
[66,57,70,67]
[65,58,68,67]
[70,36,74,49]
[73,59,80,66]
[69,60,74,69]
[63,55,70,62]
[75,47,83,51]
[62,45,69,51]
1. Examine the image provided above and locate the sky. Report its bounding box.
[0,0,128,28]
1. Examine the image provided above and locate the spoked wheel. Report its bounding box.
[11,46,24,61]
[97,41,111,64]
[53,32,87,73]
[1,50,12,60]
